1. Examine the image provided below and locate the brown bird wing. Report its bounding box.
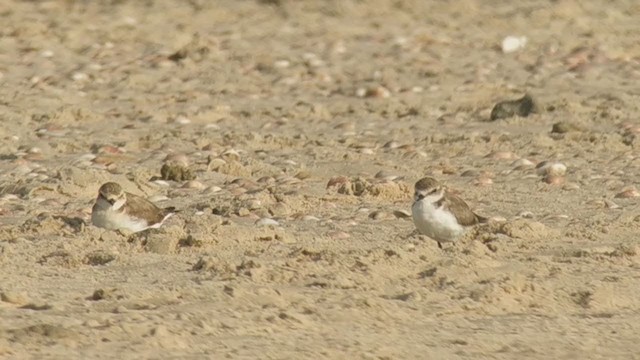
[124,192,173,225]
[441,192,485,226]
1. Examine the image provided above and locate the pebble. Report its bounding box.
[357,86,391,98]
[501,35,527,53]
[543,175,565,185]
[368,210,388,220]
[174,115,191,125]
[490,94,535,121]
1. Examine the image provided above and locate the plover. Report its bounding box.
[411,177,487,248]
[91,182,176,233]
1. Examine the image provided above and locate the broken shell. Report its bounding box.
[615,188,640,198]
[486,151,517,160]
[256,218,279,227]
[327,176,349,188]
[563,183,580,191]
[182,180,205,190]
[204,186,222,194]
[375,170,400,181]
[207,158,226,170]
[536,161,567,177]
[474,176,493,186]
[368,210,388,220]
[294,171,311,180]
[551,121,581,134]
[148,195,169,202]
[358,86,391,98]
[383,141,400,149]
[221,149,241,161]
[392,210,412,219]
[164,154,189,166]
[604,199,620,209]
[511,158,535,170]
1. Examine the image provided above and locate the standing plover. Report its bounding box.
[91,182,176,233]
[411,177,487,248]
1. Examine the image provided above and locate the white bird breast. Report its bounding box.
[411,197,465,242]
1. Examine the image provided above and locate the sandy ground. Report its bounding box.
[2,0,640,358]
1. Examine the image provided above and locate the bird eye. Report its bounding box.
[428,188,438,195]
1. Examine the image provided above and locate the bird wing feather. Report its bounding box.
[124,192,173,224]
[441,192,485,226]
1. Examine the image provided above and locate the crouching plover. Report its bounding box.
[411,177,487,248]
[91,182,176,233]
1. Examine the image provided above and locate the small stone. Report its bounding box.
[83,250,117,266]
[490,94,535,121]
[501,35,527,53]
[543,175,565,185]
[536,161,567,177]
[294,170,311,180]
[368,210,388,220]
[551,121,581,134]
